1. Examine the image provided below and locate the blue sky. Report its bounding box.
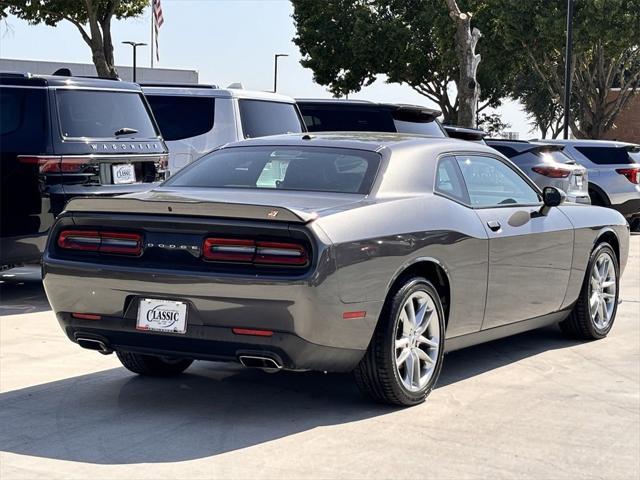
[0,0,533,136]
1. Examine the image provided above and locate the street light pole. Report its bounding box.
[562,0,574,139]
[273,53,289,93]
[122,41,147,83]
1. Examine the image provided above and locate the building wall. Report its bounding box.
[601,90,640,143]
[0,58,198,84]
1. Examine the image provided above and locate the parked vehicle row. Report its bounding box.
[0,73,168,269]
[42,132,630,406]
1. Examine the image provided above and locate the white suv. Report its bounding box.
[142,84,305,173]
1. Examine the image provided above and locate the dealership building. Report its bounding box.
[0,58,198,84]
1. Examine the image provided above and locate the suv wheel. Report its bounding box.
[354,276,445,406]
[560,242,619,339]
[116,351,193,376]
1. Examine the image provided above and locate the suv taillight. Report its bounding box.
[532,166,571,178]
[616,168,640,184]
[58,230,142,256]
[19,155,90,173]
[202,238,309,266]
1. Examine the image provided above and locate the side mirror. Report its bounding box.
[539,186,566,216]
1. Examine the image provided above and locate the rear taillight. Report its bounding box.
[18,155,90,173]
[202,238,309,266]
[532,166,571,178]
[58,230,142,256]
[616,168,640,184]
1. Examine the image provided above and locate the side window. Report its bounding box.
[238,100,304,138]
[456,155,540,207]
[0,87,47,153]
[145,95,215,141]
[435,156,469,204]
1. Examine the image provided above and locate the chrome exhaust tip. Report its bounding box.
[238,354,283,372]
[76,337,113,355]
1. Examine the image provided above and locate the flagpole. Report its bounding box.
[150,1,154,68]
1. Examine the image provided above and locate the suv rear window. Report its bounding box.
[575,146,635,165]
[0,86,47,152]
[393,118,445,137]
[300,105,396,132]
[165,146,380,194]
[56,90,158,139]
[238,100,303,139]
[145,95,215,141]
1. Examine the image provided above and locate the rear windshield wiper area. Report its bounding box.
[114,127,139,136]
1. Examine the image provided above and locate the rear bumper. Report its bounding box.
[58,313,364,372]
[43,252,382,372]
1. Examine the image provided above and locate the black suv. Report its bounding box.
[0,73,168,268]
[296,99,446,136]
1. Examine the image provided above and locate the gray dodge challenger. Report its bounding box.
[43,133,630,406]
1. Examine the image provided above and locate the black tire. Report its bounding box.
[116,351,193,376]
[559,242,619,340]
[354,276,446,406]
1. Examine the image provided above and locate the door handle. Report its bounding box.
[487,220,501,232]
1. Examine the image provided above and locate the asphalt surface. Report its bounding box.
[1,236,638,479]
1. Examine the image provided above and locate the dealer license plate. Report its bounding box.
[137,298,187,334]
[112,163,136,184]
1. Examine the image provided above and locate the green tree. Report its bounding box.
[291,0,514,125]
[477,112,510,136]
[513,71,564,139]
[0,0,148,79]
[495,0,640,139]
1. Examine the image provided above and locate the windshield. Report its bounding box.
[164,146,381,194]
[56,90,158,139]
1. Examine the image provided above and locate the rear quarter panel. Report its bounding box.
[315,194,489,338]
[558,203,630,309]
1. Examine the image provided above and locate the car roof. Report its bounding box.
[542,139,639,148]
[0,72,141,91]
[141,84,297,103]
[296,98,442,118]
[486,138,565,153]
[221,131,497,155]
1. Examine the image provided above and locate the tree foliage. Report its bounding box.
[477,112,510,136]
[495,0,640,139]
[292,0,514,125]
[0,0,147,78]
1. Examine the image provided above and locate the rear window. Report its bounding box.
[164,146,380,194]
[575,146,635,165]
[299,105,396,132]
[145,95,215,141]
[393,118,445,137]
[0,86,47,152]
[238,100,303,139]
[56,90,158,139]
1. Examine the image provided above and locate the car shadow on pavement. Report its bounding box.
[0,325,582,465]
[0,266,50,316]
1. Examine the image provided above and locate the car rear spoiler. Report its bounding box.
[63,196,317,223]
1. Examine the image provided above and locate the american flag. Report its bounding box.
[152,0,164,62]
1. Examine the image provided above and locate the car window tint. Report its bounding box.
[393,119,445,137]
[146,95,215,141]
[165,146,380,194]
[298,105,396,132]
[56,90,157,139]
[239,100,303,138]
[575,146,634,165]
[456,155,540,207]
[0,87,47,152]
[435,156,469,204]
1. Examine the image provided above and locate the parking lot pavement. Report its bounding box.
[0,236,638,480]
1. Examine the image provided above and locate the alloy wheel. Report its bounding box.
[588,251,617,329]
[395,291,441,392]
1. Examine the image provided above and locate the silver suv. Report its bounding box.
[142,84,305,174]
[544,139,640,229]
[486,139,590,204]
